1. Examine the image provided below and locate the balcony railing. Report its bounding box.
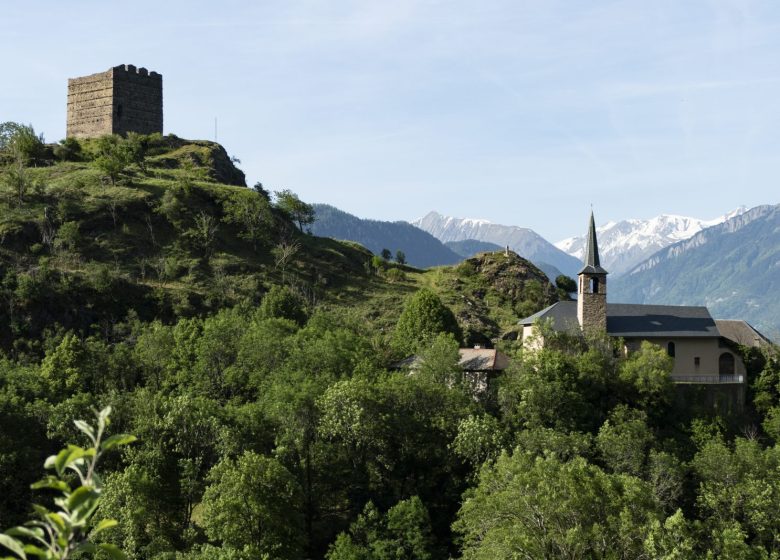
[670,374,744,384]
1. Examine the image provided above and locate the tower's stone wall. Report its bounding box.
[66,69,114,138]
[577,274,607,331]
[112,65,163,136]
[66,65,162,138]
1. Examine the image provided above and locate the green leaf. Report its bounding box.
[20,544,46,558]
[98,543,126,560]
[45,513,66,534]
[73,420,96,443]
[97,407,112,432]
[65,455,94,483]
[4,527,43,544]
[100,434,137,451]
[53,446,87,477]
[91,518,118,536]
[0,535,26,559]
[73,542,97,555]
[30,476,70,493]
[67,486,99,517]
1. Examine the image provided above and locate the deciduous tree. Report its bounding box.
[392,288,462,354]
[200,451,304,559]
[274,189,315,232]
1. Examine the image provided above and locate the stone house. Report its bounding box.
[393,347,510,395]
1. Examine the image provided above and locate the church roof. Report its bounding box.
[579,211,608,275]
[714,320,772,347]
[519,301,721,338]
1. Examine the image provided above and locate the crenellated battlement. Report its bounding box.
[67,64,163,138]
[111,64,162,80]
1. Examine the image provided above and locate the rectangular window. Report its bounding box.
[694,357,700,371]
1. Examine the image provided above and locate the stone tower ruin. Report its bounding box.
[66,64,163,138]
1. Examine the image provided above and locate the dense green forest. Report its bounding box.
[2,124,780,559]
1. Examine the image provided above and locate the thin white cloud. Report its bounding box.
[605,78,780,99]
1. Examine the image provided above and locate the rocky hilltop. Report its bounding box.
[429,250,564,345]
[413,211,581,278]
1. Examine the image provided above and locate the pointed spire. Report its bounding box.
[579,211,608,275]
[585,211,600,267]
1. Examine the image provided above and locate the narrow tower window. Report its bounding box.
[116,104,123,120]
[590,277,599,294]
[667,342,675,357]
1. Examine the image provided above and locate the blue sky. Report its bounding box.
[3,0,779,240]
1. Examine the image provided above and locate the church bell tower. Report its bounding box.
[577,211,608,331]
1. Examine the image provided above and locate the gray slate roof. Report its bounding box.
[519,301,721,338]
[579,212,608,275]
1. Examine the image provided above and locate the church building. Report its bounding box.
[518,212,769,399]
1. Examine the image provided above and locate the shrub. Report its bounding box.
[53,137,83,162]
[0,122,45,165]
[259,285,308,326]
[385,267,406,283]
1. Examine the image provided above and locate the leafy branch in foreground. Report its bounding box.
[0,406,135,560]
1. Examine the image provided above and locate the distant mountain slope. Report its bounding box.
[610,204,780,335]
[311,204,462,268]
[445,239,504,258]
[413,211,581,277]
[556,208,746,276]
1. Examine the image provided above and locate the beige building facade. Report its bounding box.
[519,212,764,397]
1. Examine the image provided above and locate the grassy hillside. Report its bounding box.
[0,133,562,352]
[2,131,774,560]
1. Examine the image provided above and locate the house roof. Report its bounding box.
[391,348,510,372]
[579,211,608,275]
[458,348,510,371]
[519,301,721,338]
[519,301,581,331]
[715,320,772,347]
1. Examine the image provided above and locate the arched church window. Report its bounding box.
[719,352,735,375]
[590,277,599,294]
[667,342,675,357]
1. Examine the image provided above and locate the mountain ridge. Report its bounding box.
[310,204,463,268]
[412,211,581,278]
[555,207,747,276]
[610,204,780,335]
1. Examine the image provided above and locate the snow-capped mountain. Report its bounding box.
[412,211,582,278]
[555,207,747,276]
[610,204,780,335]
